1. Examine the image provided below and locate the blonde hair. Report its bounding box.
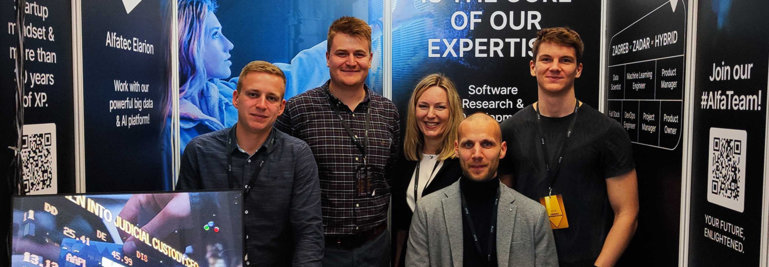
[236,60,286,94]
[178,0,218,97]
[403,73,464,161]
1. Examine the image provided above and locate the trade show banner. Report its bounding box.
[178,0,383,153]
[391,0,600,121]
[686,0,769,265]
[1,0,75,194]
[81,0,173,191]
[605,0,686,264]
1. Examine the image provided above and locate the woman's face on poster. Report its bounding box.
[202,11,234,80]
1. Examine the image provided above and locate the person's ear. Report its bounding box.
[454,139,459,156]
[576,62,583,78]
[277,99,286,116]
[368,52,373,65]
[232,90,239,108]
[499,141,507,160]
[529,60,536,77]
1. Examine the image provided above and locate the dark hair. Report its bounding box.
[531,27,584,64]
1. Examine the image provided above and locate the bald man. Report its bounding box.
[406,113,557,267]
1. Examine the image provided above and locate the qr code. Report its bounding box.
[21,123,57,195]
[707,127,746,213]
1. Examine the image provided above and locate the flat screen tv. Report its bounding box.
[11,191,243,267]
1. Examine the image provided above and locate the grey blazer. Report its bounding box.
[405,180,558,267]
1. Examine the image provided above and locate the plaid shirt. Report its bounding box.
[277,81,400,235]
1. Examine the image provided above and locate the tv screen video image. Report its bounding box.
[11,191,243,267]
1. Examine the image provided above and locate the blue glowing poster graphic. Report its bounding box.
[177,0,383,154]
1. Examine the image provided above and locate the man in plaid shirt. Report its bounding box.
[276,16,400,267]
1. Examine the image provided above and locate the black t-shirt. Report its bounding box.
[500,104,635,265]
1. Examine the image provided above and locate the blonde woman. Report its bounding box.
[392,73,465,266]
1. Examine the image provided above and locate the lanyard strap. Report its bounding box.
[460,186,500,264]
[535,99,579,192]
[226,128,267,199]
[412,158,441,210]
[330,97,371,162]
[329,94,373,197]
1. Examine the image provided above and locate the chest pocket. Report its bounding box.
[252,164,293,187]
[247,167,294,211]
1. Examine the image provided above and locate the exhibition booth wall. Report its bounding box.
[2,0,768,265]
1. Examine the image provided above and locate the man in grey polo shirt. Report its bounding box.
[177,60,324,266]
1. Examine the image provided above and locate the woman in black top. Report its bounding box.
[392,73,464,266]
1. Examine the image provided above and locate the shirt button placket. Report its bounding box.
[354,203,361,232]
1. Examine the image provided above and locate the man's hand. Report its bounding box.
[118,193,193,254]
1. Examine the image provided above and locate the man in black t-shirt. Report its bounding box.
[500,27,639,267]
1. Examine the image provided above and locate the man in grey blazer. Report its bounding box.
[406,113,557,267]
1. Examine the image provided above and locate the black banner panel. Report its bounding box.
[687,0,769,265]
[1,0,75,194]
[81,0,173,192]
[606,0,686,264]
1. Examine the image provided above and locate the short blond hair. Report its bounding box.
[236,60,286,93]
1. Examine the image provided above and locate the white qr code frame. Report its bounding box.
[21,123,58,195]
[707,127,746,213]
